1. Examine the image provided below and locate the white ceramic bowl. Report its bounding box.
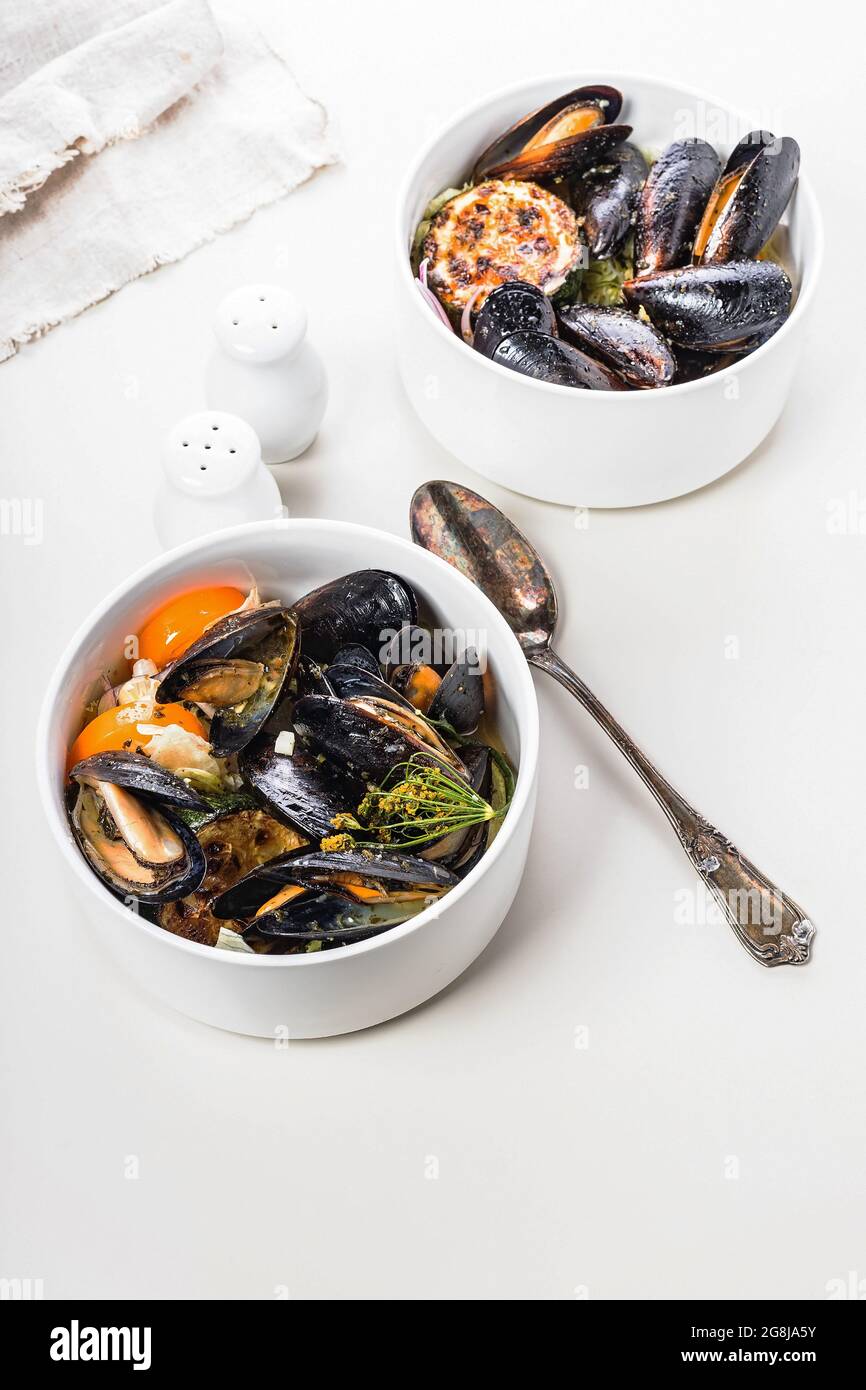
[396,73,823,507]
[36,521,538,1039]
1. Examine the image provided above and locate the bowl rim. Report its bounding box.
[395,68,824,401]
[36,518,540,969]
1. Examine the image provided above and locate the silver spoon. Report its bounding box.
[410,479,814,967]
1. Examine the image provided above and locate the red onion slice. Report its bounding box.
[415,258,452,331]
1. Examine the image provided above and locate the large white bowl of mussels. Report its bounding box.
[36,520,538,1038]
[396,72,822,507]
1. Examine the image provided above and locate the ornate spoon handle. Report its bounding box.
[529,645,815,967]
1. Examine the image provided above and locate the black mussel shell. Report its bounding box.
[427,650,484,734]
[493,329,628,390]
[557,304,675,388]
[472,282,557,360]
[473,85,624,179]
[212,848,456,922]
[214,849,456,943]
[331,644,381,675]
[292,694,465,784]
[69,783,206,905]
[293,570,417,664]
[622,260,793,351]
[570,143,648,259]
[209,847,314,919]
[381,624,440,678]
[486,123,633,182]
[156,603,298,757]
[68,750,207,808]
[240,732,365,841]
[672,345,733,383]
[247,890,434,944]
[323,663,415,710]
[271,848,458,891]
[296,655,336,698]
[633,139,722,274]
[696,131,800,264]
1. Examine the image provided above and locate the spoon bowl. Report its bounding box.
[411,480,815,968]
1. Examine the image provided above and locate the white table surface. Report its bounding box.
[2,0,863,1301]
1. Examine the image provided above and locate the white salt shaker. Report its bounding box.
[154,411,283,550]
[205,283,328,463]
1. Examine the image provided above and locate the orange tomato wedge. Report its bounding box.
[67,702,206,773]
[138,586,245,668]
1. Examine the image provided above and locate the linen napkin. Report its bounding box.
[0,0,337,361]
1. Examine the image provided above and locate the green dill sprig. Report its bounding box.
[325,754,509,852]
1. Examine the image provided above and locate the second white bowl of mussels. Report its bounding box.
[396,72,822,507]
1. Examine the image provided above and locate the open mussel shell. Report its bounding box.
[245,891,434,944]
[68,750,207,808]
[427,650,484,734]
[292,694,467,784]
[493,330,628,390]
[212,849,457,944]
[156,603,298,757]
[622,260,793,351]
[473,85,625,180]
[570,143,648,260]
[324,662,415,710]
[68,753,207,904]
[486,123,633,182]
[695,131,800,264]
[293,570,417,664]
[472,282,557,360]
[389,662,442,713]
[633,139,722,275]
[557,305,675,388]
[240,732,365,841]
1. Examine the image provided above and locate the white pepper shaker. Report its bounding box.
[205,283,328,463]
[154,411,283,550]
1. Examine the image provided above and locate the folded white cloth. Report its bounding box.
[0,0,337,360]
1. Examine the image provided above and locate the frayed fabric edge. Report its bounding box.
[0,146,81,216]
[0,146,339,363]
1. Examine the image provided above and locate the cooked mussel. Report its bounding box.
[390,662,442,713]
[293,570,417,664]
[156,603,298,757]
[633,139,722,274]
[381,625,437,678]
[570,143,648,259]
[323,663,415,709]
[622,260,793,351]
[240,732,365,841]
[473,85,630,181]
[493,330,628,389]
[292,694,467,784]
[68,751,206,903]
[331,644,381,675]
[212,849,457,943]
[694,131,800,264]
[427,650,485,734]
[472,281,557,360]
[557,304,675,388]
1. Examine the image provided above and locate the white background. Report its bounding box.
[2,0,864,1299]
